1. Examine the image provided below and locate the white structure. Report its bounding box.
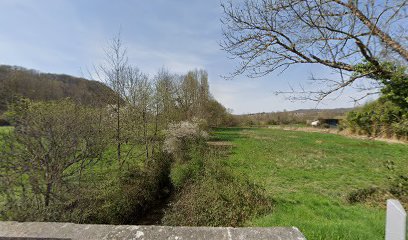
[385,199,406,240]
[311,120,320,127]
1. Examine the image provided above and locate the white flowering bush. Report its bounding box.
[163,119,208,162]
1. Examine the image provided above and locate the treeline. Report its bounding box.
[0,65,116,114]
[234,108,351,126]
[1,99,169,223]
[0,38,239,224]
[0,68,232,223]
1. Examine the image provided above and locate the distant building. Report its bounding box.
[311,120,319,127]
[309,118,342,128]
[320,118,340,127]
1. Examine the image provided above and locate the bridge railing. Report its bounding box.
[385,199,406,240]
[0,222,306,240]
[0,199,406,239]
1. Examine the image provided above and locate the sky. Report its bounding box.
[0,0,373,114]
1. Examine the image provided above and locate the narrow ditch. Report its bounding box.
[134,184,173,225]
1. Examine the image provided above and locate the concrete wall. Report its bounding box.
[0,221,306,240]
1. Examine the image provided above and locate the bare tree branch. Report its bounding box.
[221,0,408,101]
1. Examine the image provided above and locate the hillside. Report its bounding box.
[0,65,116,113]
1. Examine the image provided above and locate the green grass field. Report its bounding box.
[213,127,408,240]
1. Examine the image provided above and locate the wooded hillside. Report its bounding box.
[0,65,115,113]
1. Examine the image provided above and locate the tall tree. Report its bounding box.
[221,0,408,101]
[175,70,211,120]
[153,68,178,130]
[198,70,210,118]
[97,35,128,167]
[130,69,153,164]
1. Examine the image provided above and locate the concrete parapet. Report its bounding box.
[0,221,306,240]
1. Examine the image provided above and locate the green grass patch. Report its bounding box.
[0,126,13,137]
[213,127,408,240]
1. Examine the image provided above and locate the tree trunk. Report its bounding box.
[143,109,149,165]
[117,94,121,168]
[44,181,52,207]
[152,104,159,156]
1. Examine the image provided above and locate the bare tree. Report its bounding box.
[97,35,128,166]
[153,69,178,137]
[221,0,408,101]
[175,70,211,120]
[128,69,153,165]
[1,100,106,208]
[197,70,210,118]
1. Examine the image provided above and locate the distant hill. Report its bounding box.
[235,108,353,125]
[0,65,116,113]
[289,108,353,114]
[239,108,353,117]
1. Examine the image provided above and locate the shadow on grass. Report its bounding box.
[209,127,249,142]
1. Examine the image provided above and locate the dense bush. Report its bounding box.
[1,151,172,224]
[73,153,172,224]
[0,117,9,126]
[169,150,204,189]
[163,134,272,227]
[354,61,408,111]
[0,99,173,224]
[163,156,272,227]
[0,99,108,219]
[347,187,379,204]
[392,115,408,138]
[346,62,408,139]
[390,175,408,198]
[161,119,272,226]
[162,119,207,189]
[163,119,208,163]
[346,99,407,138]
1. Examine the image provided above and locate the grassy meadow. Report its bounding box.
[213,127,408,240]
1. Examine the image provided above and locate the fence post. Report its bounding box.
[385,199,406,240]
